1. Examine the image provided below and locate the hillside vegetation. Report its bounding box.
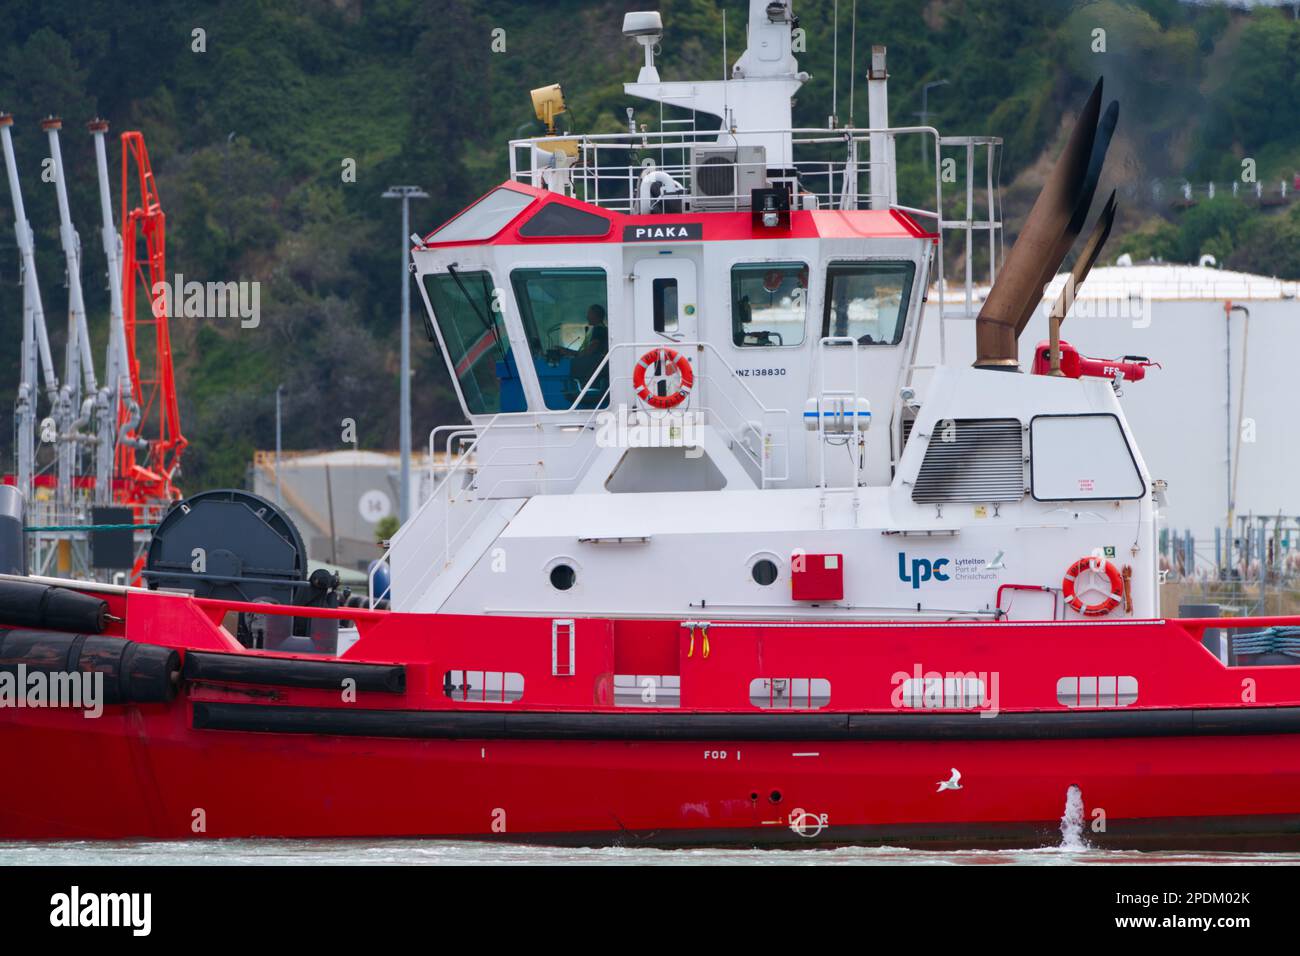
[0,0,1297,489]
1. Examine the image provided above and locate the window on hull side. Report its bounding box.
[821,261,916,346]
[731,261,809,347]
[511,267,610,410]
[749,677,831,710]
[443,670,524,703]
[423,270,525,415]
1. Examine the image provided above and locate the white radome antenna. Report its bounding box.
[623,11,663,84]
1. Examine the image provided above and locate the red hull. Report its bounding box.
[7,711,1300,847]
[4,588,1300,847]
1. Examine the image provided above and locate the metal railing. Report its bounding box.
[21,494,167,580]
[512,127,894,214]
[370,341,790,610]
[514,125,1002,366]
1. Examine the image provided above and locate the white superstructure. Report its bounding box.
[374,1,1159,625]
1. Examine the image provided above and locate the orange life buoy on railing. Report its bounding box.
[632,347,694,409]
[1061,555,1124,617]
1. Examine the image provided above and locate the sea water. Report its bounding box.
[2,840,1297,866]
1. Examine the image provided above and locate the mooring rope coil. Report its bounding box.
[1232,626,1300,658]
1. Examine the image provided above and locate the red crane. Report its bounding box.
[117,131,186,512]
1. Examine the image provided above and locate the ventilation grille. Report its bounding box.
[696,155,735,196]
[911,418,1024,503]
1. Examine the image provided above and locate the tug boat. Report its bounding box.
[4,0,1300,848]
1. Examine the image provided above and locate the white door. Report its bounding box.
[631,257,698,345]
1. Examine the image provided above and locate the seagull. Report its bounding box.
[984,550,1006,570]
[936,768,963,792]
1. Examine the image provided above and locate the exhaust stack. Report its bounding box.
[974,79,1118,369]
[1046,189,1118,375]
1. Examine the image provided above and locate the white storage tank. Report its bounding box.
[919,263,1300,576]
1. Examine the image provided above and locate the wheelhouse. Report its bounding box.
[413,182,947,490]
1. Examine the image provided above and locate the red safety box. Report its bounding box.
[791,552,844,601]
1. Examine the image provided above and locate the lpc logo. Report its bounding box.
[898,552,949,590]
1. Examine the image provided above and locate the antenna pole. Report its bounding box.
[848,0,858,125]
[831,0,839,125]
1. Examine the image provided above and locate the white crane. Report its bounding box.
[0,113,64,508]
[43,117,100,512]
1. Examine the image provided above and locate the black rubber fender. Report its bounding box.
[191,702,1300,742]
[0,628,179,704]
[183,651,405,694]
[0,579,108,633]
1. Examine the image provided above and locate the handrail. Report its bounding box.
[372,398,619,608]
[428,338,787,492]
[511,124,950,146]
[191,595,390,622]
[371,341,793,609]
[509,126,968,212]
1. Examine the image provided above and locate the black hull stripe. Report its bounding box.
[192,701,1300,741]
[183,652,405,694]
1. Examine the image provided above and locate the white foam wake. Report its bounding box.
[1059,784,1087,849]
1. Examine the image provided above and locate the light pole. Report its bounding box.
[916,79,949,169]
[275,383,284,507]
[382,185,429,525]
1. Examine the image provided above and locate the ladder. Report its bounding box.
[810,336,871,527]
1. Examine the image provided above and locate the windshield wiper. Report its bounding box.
[447,263,507,362]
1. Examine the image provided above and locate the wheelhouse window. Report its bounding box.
[427,187,533,243]
[517,202,611,239]
[423,270,525,415]
[511,267,609,410]
[821,261,916,345]
[731,261,808,347]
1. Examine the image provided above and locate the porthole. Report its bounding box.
[747,552,781,587]
[751,558,779,586]
[549,563,576,591]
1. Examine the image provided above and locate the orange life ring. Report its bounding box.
[1062,556,1123,617]
[632,347,694,409]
